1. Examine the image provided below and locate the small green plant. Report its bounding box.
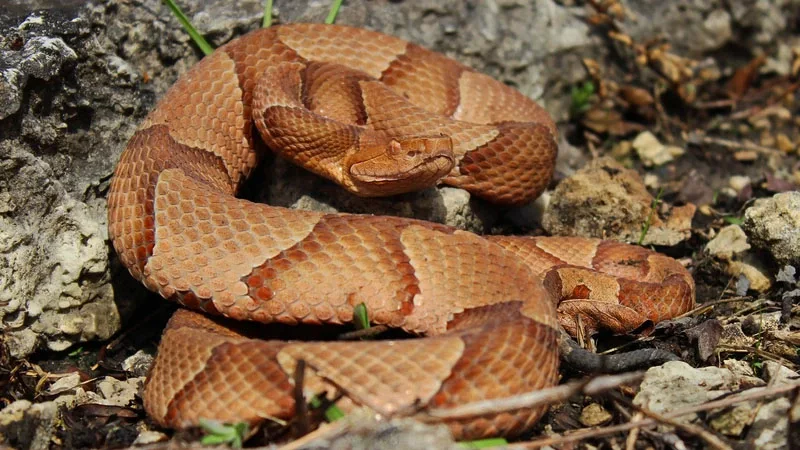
[162,0,213,55]
[353,302,370,330]
[262,0,274,27]
[570,80,595,116]
[199,419,248,448]
[638,187,663,245]
[325,0,344,24]
[723,216,744,225]
[166,0,343,54]
[309,395,346,422]
[459,437,509,448]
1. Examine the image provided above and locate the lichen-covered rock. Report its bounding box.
[542,158,695,245]
[635,360,795,443]
[743,191,800,266]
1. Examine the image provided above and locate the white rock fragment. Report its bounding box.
[633,131,685,166]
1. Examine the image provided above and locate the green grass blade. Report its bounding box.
[309,395,346,422]
[162,0,214,55]
[262,0,274,28]
[325,0,344,24]
[353,302,370,330]
[459,437,508,448]
[638,187,663,245]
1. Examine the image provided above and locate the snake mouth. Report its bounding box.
[345,135,455,196]
[350,153,455,183]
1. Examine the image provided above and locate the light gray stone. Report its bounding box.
[743,192,800,266]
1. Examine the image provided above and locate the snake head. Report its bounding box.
[346,135,455,196]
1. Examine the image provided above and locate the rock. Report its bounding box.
[728,175,752,194]
[122,349,155,378]
[621,1,797,64]
[0,36,77,120]
[705,224,750,259]
[722,359,766,388]
[745,362,798,450]
[634,361,750,431]
[0,375,144,450]
[632,131,685,167]
[705,224,772,292]
[132,430,169,446]
[727,258,773,292]
[93,376,143,408]
[749,395,791,450]
[542,158,695,245]
[0,397,73,450]
[762,361,799,385]
[633,360,791,440]
[579,403,612,427]
[743,192,800,266]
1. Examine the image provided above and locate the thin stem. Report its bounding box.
[262,0,274,28]
[162,0,214,55]
[325,0,344,24]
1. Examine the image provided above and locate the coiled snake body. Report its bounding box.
[108,24,694,439]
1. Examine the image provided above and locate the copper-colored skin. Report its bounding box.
[107,24,694,439]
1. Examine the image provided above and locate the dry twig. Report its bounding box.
[425,372,645,420]
[508,381,800,449]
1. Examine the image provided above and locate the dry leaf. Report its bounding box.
[619,85,654,106]
[685,319,723,362]
[728,55,767,99]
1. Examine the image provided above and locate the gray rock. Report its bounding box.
[705,224,773,292]
[635,360,795,444]
[542,158,695,245]
[634,361,760,437]
[0,398,69,450]
[0,36,77,120]
[622,0,800,57]
[705,224,751,260]
[745,362,798,449]
[743,191,800,266]
[634,361,747,429]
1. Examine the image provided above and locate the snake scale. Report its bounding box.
[108,24,695,439]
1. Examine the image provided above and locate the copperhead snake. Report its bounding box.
[107,23,695,440]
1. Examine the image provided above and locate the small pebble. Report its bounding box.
[776,133,795,153]
[734,150,758,161]
[579,402,613,427]
[729,175,751,193]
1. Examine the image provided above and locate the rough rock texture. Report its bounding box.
[0,374,145,450]
[743,191,800,266]
[705,224,772,292]
[542,158,695,245]
[633,360,795,446]
[622,0,800,71]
